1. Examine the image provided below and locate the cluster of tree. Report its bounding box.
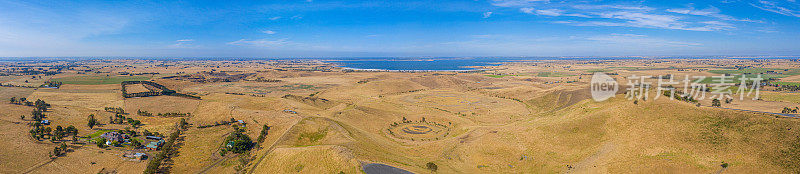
[136,110,192,118]
[130,139,143,148]
[123,91,163,98]
[178,118,189,130]
[121,80,201,99]
[40,81,62,88]
[144,129,181,174]
[109,113,142,127]
[9,69,59,75]
[249,77,281,82]
[157,112,191,117]
[96,137,107,148]
[53,125,79,142]
[197,118,236,128]
[28,122,50,141]
[400,117,411,124]
[0,83,39,88]
[10,97,49,112]
[31,109,46,121]
[233,151,255,172]
[664,91,698,103]
[87,114,98,129]
[29,123,78,142]
[142,129,164,138]
[256,124,270,146]
[104,107,125,114]
[50,142,69,158]
[426,162,438,172]
[782,107,799,114]
[712,99,722,107]
[776,84,800,92]
[390,117,449,128]
[225,92,266,97]
[137,109,153,116]
[221,128,254,155]
[9,97,28,105]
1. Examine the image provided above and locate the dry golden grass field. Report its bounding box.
[1,59,799,174]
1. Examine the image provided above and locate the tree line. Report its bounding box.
[783,107,799,114]
[143,123,183,174]
[121,81,201,99]
[11,97,50,121]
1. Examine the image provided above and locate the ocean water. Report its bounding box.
[327,59,504,71]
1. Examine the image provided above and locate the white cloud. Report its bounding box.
[535,9,563,16]
[227,38,290,47]
[482,11,493,18]
[494,1,747,31]
[169,39,196,48]
[471,34,494,38]
[520,7,535,14]
[571,4,654,11]
[589,11,736,31]
[597,11,683,29]
[268,16,281,20]
[667,5,761,22]
[586,33,702,47]
[490,0,550,7]
[262,30,276,34]
[751,0,800,17]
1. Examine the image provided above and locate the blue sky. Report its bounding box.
[0,0,799,57]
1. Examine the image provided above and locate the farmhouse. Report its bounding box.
[146,140,165,151]
[100,131,130,143]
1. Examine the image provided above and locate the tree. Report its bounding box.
[131,139,143,148]
[53,146,62,157]
[96,138,107,148]
[712,99,721,107]
[426,162,438,172]
[45,127,52,136]
[10,97,16,104]
[256,124,270,145]
[126,120,141,128]
[54,126,64,140]
[20,115,25,120]
[179,118,188,130]
[31,109,44,121]
[87,114,97,129]
[34,99,47,112]
[66,125,77,136]
[60,143,68,153]
[225,131,254,153]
